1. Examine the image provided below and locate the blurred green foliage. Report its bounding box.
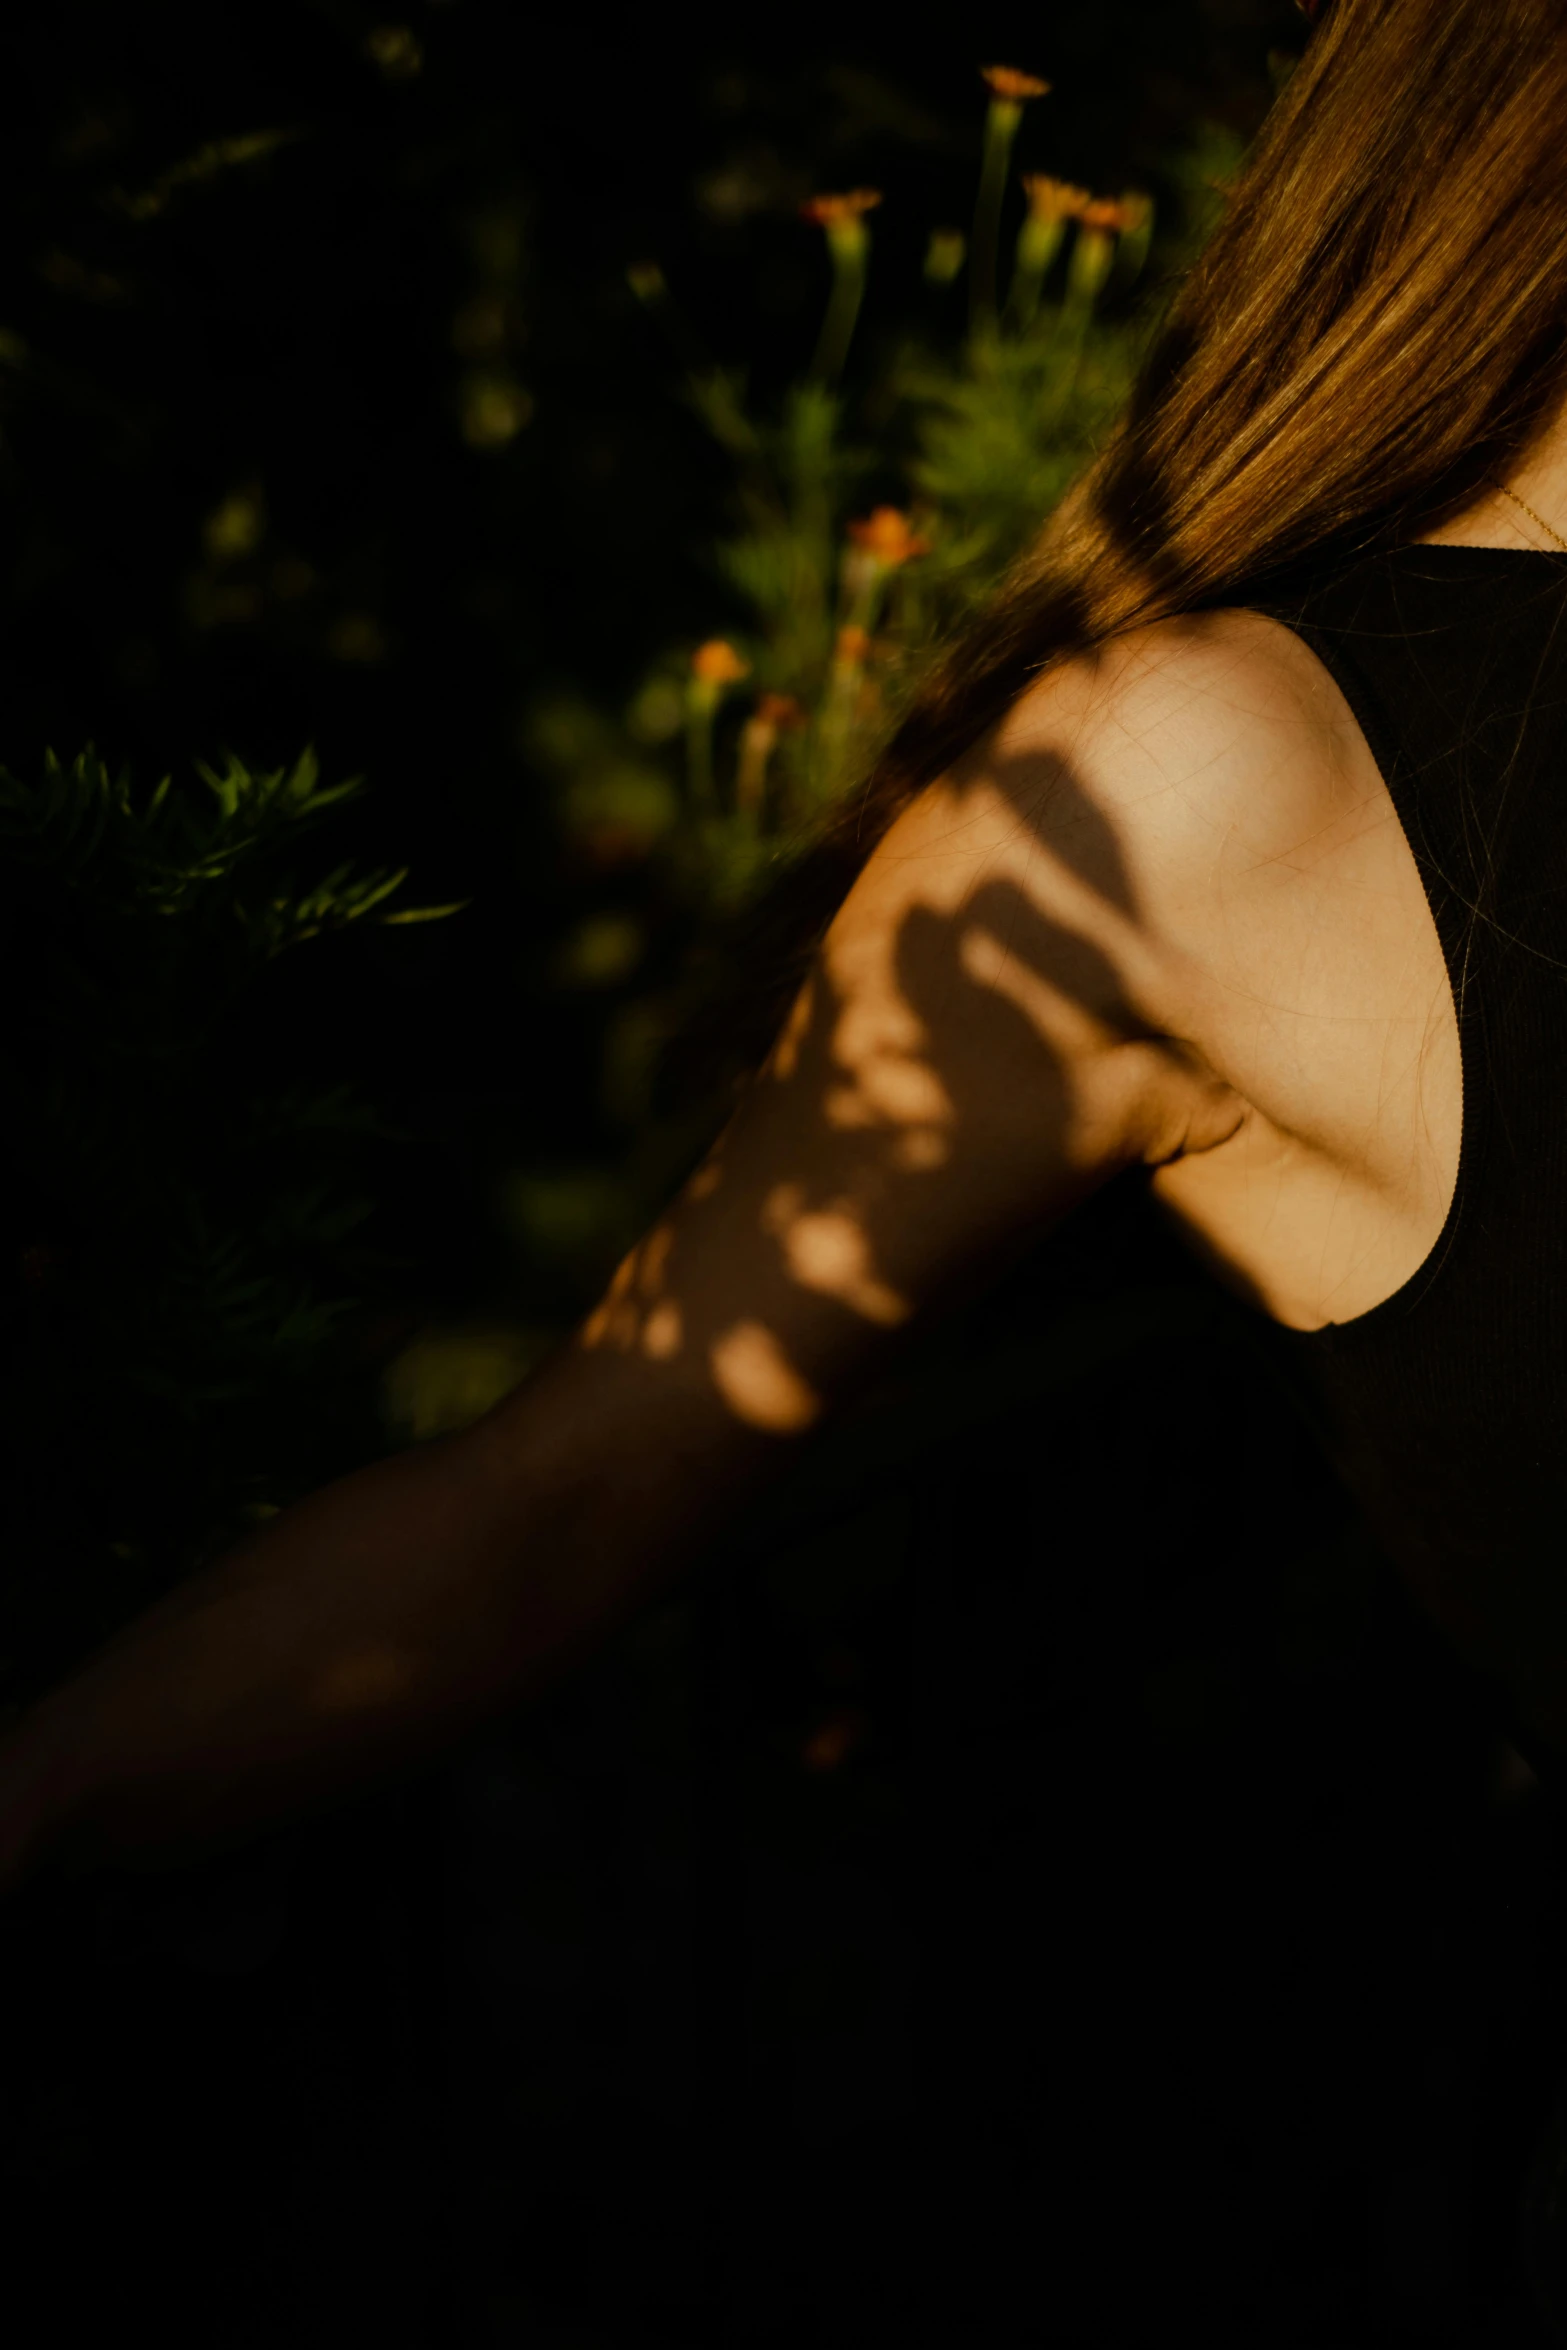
[0,741,467,1697]
[0,30,1248,1700]
[515,94,1242,1278]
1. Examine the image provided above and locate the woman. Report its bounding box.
[0,0,1564,1891]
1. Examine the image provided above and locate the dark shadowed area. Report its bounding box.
[1,2,1564,2342]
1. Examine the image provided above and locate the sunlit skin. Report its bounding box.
[566,509,1512,1473]
[571,593,1464,1465]
[2,424,1566,1877]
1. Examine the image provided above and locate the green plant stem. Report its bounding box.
[812,563,889,801]
[1004,215,1067,338]
[1068,224,1116,309]
[970,100,1022,342]
[811,223,870,387]
[734,717,773,826]
[685,683,719,810]
[1116,195,1155,288]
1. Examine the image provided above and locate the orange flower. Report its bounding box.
[1021,174,1092,225]
[799,190,883,228]
[754,691,807,730]
[835,624,872,666]
[981,65,1052,103]
[1079,196,1146,236]
[691,638,750,685]
[846,507,932,567]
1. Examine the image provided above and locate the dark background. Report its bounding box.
[3,3,1566,2342]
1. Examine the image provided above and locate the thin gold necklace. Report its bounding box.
[1496,483,1567,553]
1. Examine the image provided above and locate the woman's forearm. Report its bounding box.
[0,1410,670,1884]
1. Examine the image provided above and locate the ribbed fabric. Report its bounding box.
[1248,545,1567,1752]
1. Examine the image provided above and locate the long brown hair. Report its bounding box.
[677,0,1567,1100]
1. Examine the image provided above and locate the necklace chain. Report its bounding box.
[1496,483,1567,554]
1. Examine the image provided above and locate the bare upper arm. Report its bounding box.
[471,610,1357,1541]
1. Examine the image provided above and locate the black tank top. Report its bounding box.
[1245,544,1567,1764]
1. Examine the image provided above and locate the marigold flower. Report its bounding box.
[1079,196,1145,236]
[846,507,931,567]
[799,190,883,228]
[1021,175,1092,226]
[691,638,750,684]
[755,691,807,730]
[981,65,1051,104]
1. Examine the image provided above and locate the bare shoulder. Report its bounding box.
[972,607,1457,1328]
[468,610,1444,1537]
[980,607,1370,903]
[548,617,1336,1451]
[967,606,1400,1057]
[824,603,1390,1173]
[485,605,1429,1519]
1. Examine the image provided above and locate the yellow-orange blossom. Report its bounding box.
[847,507,931,567]
[981,65,1051,104]
[691,639,750,685]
